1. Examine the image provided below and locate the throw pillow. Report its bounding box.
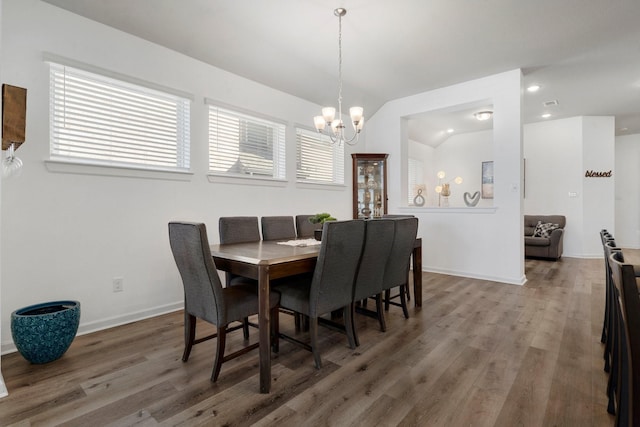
[534,221,559,238]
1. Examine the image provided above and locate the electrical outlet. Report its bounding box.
[113,277,124,292]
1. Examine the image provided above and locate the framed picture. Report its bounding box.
[481,161,494,199]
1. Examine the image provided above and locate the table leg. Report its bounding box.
[412,242,422,307]
[258,266,271,393]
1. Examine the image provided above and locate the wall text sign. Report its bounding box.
[585,170,612,177]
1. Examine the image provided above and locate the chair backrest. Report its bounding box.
[310,220,365,317]
[353,219,395,301]
[261,216,296,241]
[382,217,419,291]
[168,222,224,325]
[609,250,640,426]
[296,215,317,238]
[219,216,260,244]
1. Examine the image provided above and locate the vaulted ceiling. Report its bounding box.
[42,0,640,144]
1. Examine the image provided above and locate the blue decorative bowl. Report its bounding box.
[11,300,80,364]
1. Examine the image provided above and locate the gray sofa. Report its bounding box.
[524,215,566,259]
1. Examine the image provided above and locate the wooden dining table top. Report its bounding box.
[210,240,320,265]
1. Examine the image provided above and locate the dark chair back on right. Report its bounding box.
[609,250,640,427]
[311,220,366,318]
[382,217,418,318]
[351,219,395,340]
[296,215,317,238]
[262,216,296,241]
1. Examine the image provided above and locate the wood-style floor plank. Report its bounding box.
[2,251,630,426]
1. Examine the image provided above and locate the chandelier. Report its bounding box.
[313,8,363,145]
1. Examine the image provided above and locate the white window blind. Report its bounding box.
[49,63,191,171]
[208,105,286,179]
[408,157,425,205]
[296,128,344,184]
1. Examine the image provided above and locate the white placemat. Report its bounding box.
[276,238,321,247]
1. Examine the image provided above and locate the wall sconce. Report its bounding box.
[435,171,463,207]
[2,84,27,178]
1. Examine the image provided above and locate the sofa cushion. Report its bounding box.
[525,236,551,247]
[533,221,560,238]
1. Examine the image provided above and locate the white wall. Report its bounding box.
[0,0,356,352]
[524,117,615,257]
[430,130,493,208]
[365,70,524,285]
[582,117,615,257]
[0,0,7,397]
[615,133,640,248]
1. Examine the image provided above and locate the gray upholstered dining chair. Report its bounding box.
[168,221,280,382]
[219,216,261,245]
[295,214,317,238]
[261,216,296,241]
[382,217,419,319]
[608,250,640,426]
[351,219,395,345]
[219,216,262,337]
[274,219,365,369]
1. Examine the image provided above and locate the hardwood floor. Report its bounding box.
[2,252,634,426]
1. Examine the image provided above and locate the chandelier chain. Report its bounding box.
[337,12,343,122]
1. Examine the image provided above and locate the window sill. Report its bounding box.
[45,160,193,181]
[296,181,347,191]
[398,206,498,214]
[207,173,288,187]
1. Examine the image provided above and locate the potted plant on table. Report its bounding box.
[309,213,336,240]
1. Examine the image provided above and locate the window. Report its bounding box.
[208,105,286,179]
[408,157,424,205]
[296,128,344,184]
[49,63,191,172]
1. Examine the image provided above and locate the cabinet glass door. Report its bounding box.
[352,153,388,219]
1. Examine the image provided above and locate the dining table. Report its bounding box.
[210,237,423,393]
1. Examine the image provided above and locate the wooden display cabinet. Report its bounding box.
[352,153,388,219]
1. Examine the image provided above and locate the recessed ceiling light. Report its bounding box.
[619,127,629,132]
[446,128,454,133]
[541,113,551,119]
[527,84,541,93]
[474,111,493,121]
[543,99,559,107]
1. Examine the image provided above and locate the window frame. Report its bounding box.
[295,126,345,186]
[47,56,192,176]
[207,100,287,182]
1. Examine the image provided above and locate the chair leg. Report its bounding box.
[211,326,227,382]
[294,312,302,331]
[242,317,250,340]
[384,289,391,311]
[375,293,387,332]
[310,317,322,369]
[182,313,196,362]
[345,304,356,349]
[271,306,280,353]
[400,285,409,319]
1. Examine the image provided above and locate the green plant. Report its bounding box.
[309,212,336,225]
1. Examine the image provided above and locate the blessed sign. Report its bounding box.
[585,170,612,177]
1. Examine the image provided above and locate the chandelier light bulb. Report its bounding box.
[435,185,443,194]
[454,176,463,184]
[437,171,446,179]
[313,116,326,131]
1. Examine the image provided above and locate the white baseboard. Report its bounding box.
[1,301,184,355]
[0,376,7,399]
[423,266,527,286]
